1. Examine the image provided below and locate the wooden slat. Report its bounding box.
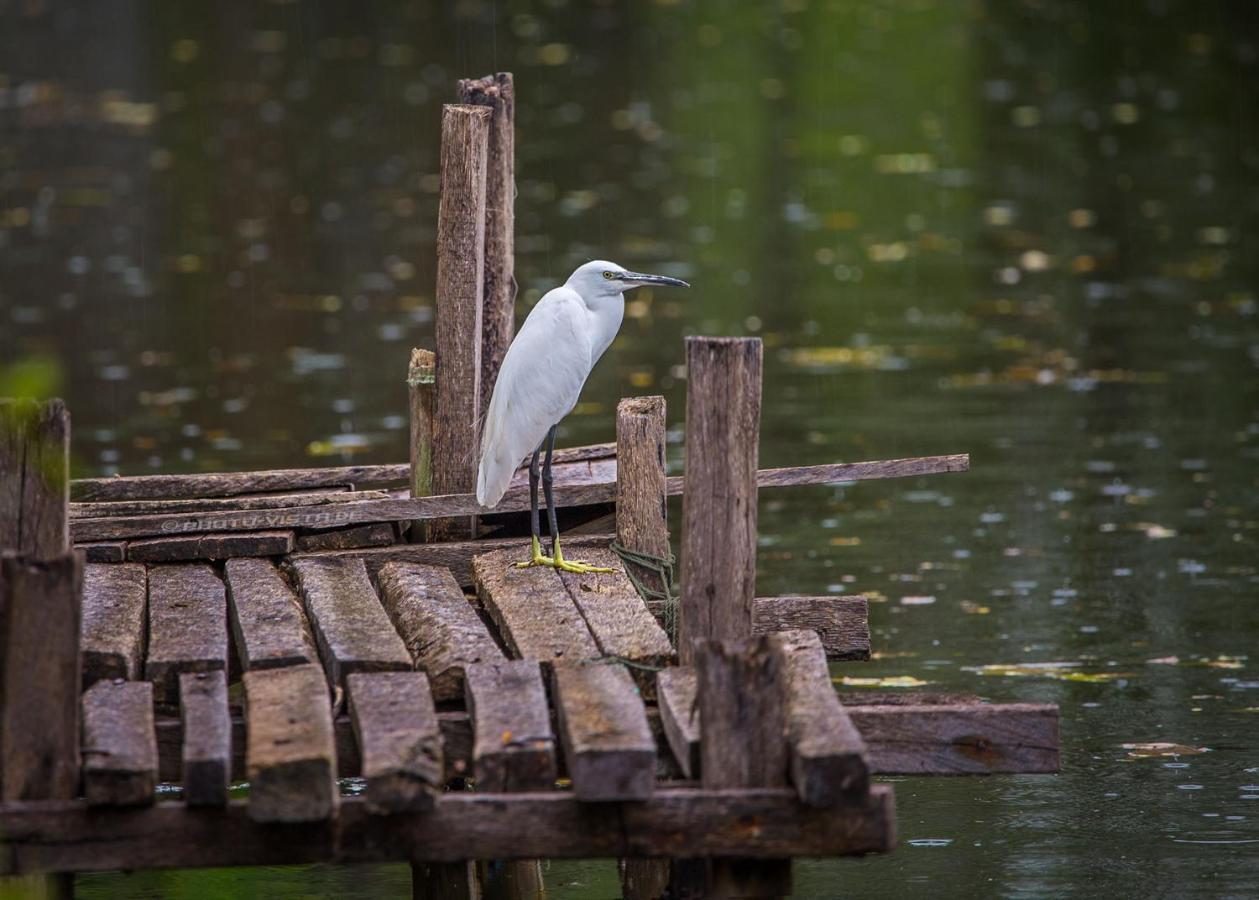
[71,489,389,519]
[472,549,599,665]
[347,672,442,814]
[81,680,157,806]
[656,667,701,780]
[178,671,230,806]
[80,541,126,562]
[375,561,505,702]
[552,661,655,801]
[69,454,970,542]
[224,558,317,672]
[294,523,396,552]
[0,399,69,558]
[145,564,228,704]
[289,557,413,688]
[127,530,293,563]
[752,595,870,660]
[771,630,869,806]
[243,663,337,822]
[81,561,147,685]
[464,660,556,791]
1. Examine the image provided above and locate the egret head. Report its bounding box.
[566,260,689,300]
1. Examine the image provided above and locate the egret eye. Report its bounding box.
[602,271,614,280]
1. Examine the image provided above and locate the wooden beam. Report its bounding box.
[376,561,505,702]
[145,564,229,705]
[224,557,317,672]
[70,489,388,519]
[79,541,125,562]
[81,680,157,807]
[289,557,413,689]
[178,671,230,807]
[346,672,443,814]
[294,523,396,552]
[69,454,970,542]
[81,562,147,686]
[0,399,69,559]
[407,348,436,542]
[127,530,293,563]
[552,661,655,801]
[464,660,556,792]
[752,595,870,660]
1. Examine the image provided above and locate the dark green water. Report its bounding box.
[3,1,1259,897]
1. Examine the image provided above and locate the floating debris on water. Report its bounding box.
[966,662,1128,683]
[835,675,933,688]
[1122,742,1211,759]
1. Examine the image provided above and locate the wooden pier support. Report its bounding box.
[407,348,436,542]
[615,395,672,606]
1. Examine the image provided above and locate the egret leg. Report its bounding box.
[541,425,617,575]
[512,441,553,568]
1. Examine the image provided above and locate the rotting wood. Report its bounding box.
[145,564,229,705]
[80,541,125,562]
[552,660,655,801]
[770,629,869,806]
[294,522,396,552]
[179,671,230,807]
[81,680,157,807]
[0,786,896,874]
[70,489,389,519]
[376,561,505,702]
[224,557,317,672]
[289,556,412,688]
[752,595,870,660]
[407,348,436,543]
[347,671,443,814]
[243,663,338,823]
[473,549,598,665]
[0,399,69,558]
[126,530,293,563]
[615,395,670,599]
[464,660,556,792]
[81,562,147,686]
[69,454,970,542]
[656,667,701,779]
[457,72,515,420]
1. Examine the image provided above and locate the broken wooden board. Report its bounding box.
[294,522,397,552]
[473,549,598,666]
[375,561,505,702]
[145,564,229,705]
[223,558,317,672]
[179,671,231,807]
[81,562,147,686]
[288,557,412,688]
[81,680,157,807]
[753,595,870,660]
[80,542,126,563]
[552,661,655,801]
[243,664,337,822]
[656,667,701,780]
[346,671,443,814]
[127,531,294,563]
[464,660,556,792]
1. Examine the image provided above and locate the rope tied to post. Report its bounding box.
[609,539,680,643]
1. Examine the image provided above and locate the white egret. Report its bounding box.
[476,260,690,572]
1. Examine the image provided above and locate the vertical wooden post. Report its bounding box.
[0,398,69,559]
[432,103,491,540]
[677,337,762,664]
[407,348,436,542]
[456,72,516,420]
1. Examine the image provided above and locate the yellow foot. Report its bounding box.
[512,536,556,569]
[509,537,618,574]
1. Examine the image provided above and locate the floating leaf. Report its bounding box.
[901,595,936,606]
[966,662,1127,683]
[828,536,862,546]
[1122,742,1210,759]
[836,675,932,688]
[960,601,991,615]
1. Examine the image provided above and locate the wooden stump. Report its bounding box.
[407,348,436,542]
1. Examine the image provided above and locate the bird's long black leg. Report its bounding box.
[529,441,544,555]
[542,424,560,555]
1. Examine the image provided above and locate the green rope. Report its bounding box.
[609,539,680,645]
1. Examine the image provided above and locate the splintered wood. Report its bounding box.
[553,661,655,801]
[243,664,337,822]
[145,564,229,704]
[81,562,147,685]
[81,680,157,807]
[347,672,443,814]
[224,558,317,672]
[376,561,504,702]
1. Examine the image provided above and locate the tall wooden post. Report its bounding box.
[677,337,762,664]
[407,348,436,542]
[431,103,491,540]
[456,73,516,420]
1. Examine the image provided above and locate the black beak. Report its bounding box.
[621,271,691,288]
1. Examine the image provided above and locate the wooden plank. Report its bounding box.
[770,630,869,806]
[127,530,293,563]
[656,667,700,780]
[79,541,126,562]
[289,556,412,688]
[145,564,228,705]
[243,663,337,822]
[346,672,442,814]
[376,561,505,702]
[224,557,317,672]
[0,554,83,802]
[71,489,388,519]
[615,395,670,600]
[294,522,396,552]
[0,786,896,874]
[473,549,598,665]
[80,562,147,686]
[752,595,870,660]
[81,680,157,806]
[0,399,69,558]
[552,661,655,801]
[69,454,970,542]
[464,660,556,791]
[179,671,230,806]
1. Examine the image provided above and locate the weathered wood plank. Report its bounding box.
[376,561,505,702]
[80,541,126,563]
[178,671,230,806]
[552,661,655,801]
[289,556,412,688]
[473,549,599,665]
[0,786,896,874]
[224,557,317,672]
[0,553,83,802]
[752,595,870,660]
[615,395,670,598]
[0,399,69,558]
[127,530,293,563]
[81,680,157,807]
[69,455,970,541]
[81,562,147,686]
[770,630,869,806]
[294,522,396,552]
[347,672,443,814]
[243,663,337,822]
[464,660,556,792]
[145,564,228,705]
[71,489,388,519]
[656,667,701,780]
